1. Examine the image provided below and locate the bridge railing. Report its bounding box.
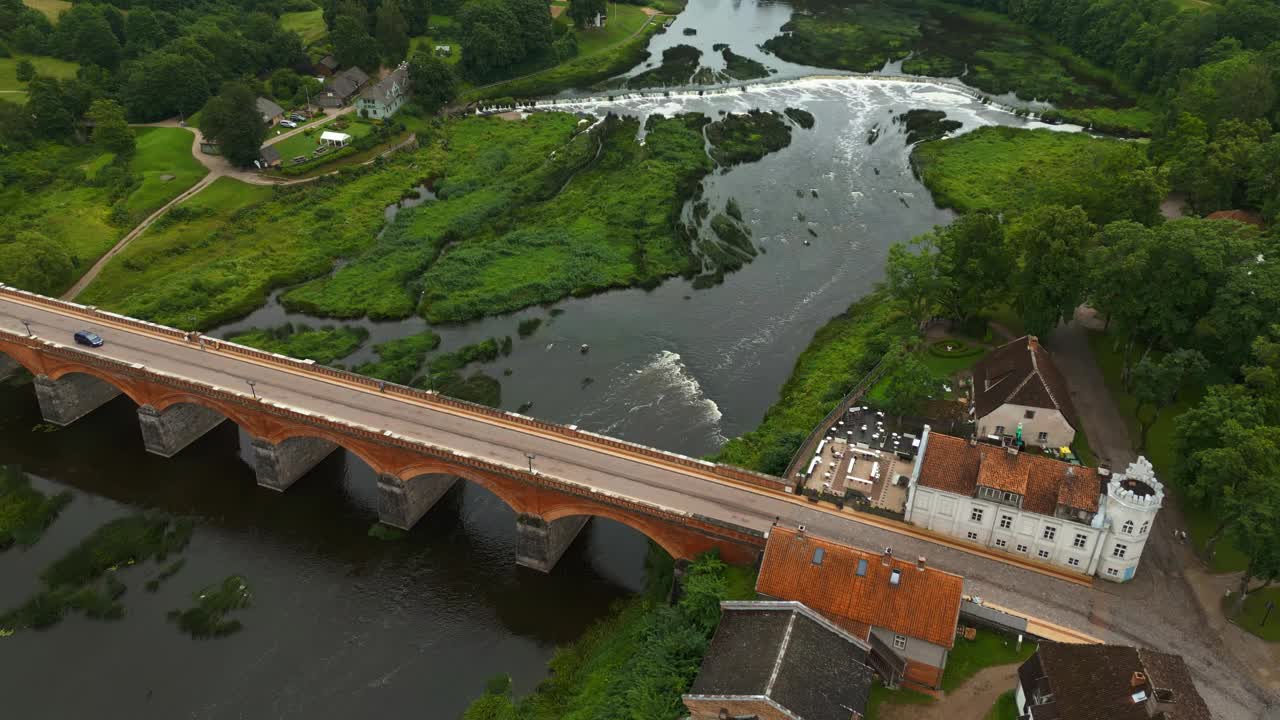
[0,284,792,494]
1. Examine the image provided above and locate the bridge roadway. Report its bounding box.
[0,292,1092,602]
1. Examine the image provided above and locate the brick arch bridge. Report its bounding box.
[0,327,765,573]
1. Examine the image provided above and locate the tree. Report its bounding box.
[24,76,75,139]
[1008,205,1094,337]
[403,0,432,35]
[332,13,381,71]
[883,241,941,328]
[375,0,411,65]
[1130,349,1208,450]
[929,212,1009,325]
[122,51,212,122]
[86,99,135,158]
[458,0,522,78]
[14,58,34,82]
[408,51,457,113]
[124,7,166,57]
[1216,426,1280,614]
[880,347,937,419]
[199,82,267,168]
[270,68,302,100]
[0,232,75,296]
[568,0,607,28]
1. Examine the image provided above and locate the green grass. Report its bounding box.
[282,110,763,324]
[715,290,915,474]
[463,20,661,101]
[353,331,442,384]
[912,126,1151,223]
[1229,586,1280,642]
[0,54,79,92]
[21,0,72,22]
[281,9,327,45]
[986,690,1018,720]
[167,575,251,638]
[762,0,1130,108]
[942,631,1036,692]
[1085,331,1249,572]
[126,127,207,218]
[271,119,377,164]
[226,323,369,364]
[461,551,755,720]
[1071,425,1097,467]
[575,3,652,55]
[1041,106,1157,136]
[0,465,72,551]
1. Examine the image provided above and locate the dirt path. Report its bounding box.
[61,172,219,300]
[879,665,1018,720]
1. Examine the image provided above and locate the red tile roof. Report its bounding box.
[919,433,1100,514]
[1206,209,1264,227]
[756,527,964,648]
[972,336,1079,430]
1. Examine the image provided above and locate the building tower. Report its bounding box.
[1096,457,1164,582]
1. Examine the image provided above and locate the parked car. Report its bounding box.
[73,330,104,348]
[280,120,299,129]
[289,113,307,122]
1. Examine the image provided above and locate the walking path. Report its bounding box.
[879,665,1019,720]
[63,112,415,301]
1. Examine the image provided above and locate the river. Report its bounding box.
[0,3,1074,717]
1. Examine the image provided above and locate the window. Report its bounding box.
[1068,557,1081,567]
[967,531,979,540]
[1025,410,1036,419]
[1073,534,1088,549]
[999,515,1013,529]
[1003,492,1018,503]
[995,538,1008,548]
[856,559,868,577]
[995,425,1006,436]
[1113,544,1128,559]
[1037,431,1048,443]
[812,548,825,565]
[1042,526,1057,541]
[1106,567,1119,577]
[1016,544,1028,553]
[1122,520,1134,535]
[893,635,907,651]
[971,508,984,523]
[1139,521,1149,535]
[1037,549,1050,559]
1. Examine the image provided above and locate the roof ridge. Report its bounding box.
[764,612,797,698]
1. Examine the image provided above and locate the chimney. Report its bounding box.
[969,435,979,447]
[917,556,927,571]
[1006,443,1019,457]
[797,524,807,537]
[1131,671,1147,689]
[882,547,893,566]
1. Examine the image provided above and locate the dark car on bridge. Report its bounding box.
[73,330,104,348]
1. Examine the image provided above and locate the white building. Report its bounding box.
[971,335,1079,449]
[904,431,1163,582]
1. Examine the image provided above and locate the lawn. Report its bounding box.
[912,126,1152,224]
[22,0,72,22]
[0,54,79,92]
[1228,586,1280,642]
[942,631,1036,692]
[986,690,1018,720]
[281,9,327,45]
[271,119,376,165]
[1085,330,1249,572]
[574,2,652,55]
[77,153,419,327]
[126,127,208,218]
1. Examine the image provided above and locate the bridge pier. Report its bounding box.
[251,436,338,491]
[34,373,122,426]
[377,474,459,530]
[516,513,589,573]
[138,404,226,458]
[0,354,19,380]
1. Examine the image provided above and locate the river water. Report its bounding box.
[0,4,1075,717]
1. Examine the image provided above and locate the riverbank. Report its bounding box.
[461,550,756,719]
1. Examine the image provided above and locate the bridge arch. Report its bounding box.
[43,366,150,407]
[393,459,534,518]
[542,502,702,562]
